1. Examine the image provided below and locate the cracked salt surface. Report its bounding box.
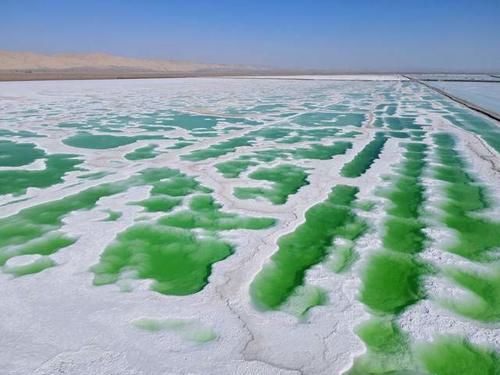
[0,76,499,374]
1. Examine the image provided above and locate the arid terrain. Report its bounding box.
[0,50,272,81]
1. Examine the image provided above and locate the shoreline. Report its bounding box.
[4,70,497,83]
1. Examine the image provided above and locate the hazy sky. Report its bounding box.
[1,0,499,72]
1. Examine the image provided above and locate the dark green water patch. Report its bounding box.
[234,164,309,204]
[133,169,209,213]
[281,285,328,318]
[291,142,352,160]
[215,158,259,178]
[360,251,428,314]
[168,140,193,149]
[64,133,138,149]
[250,127,291,140]
[388,131,411,138]
[433,133,500,261]
[444,112,500,152]
[386,117,421,131]
[0,140,45,167]
[0,168,183,273]
[160,194,275,231]
[360,141,428,314]
[340,133,387,177]
[93,225,233,295]
[181,136,254,161]
[250,185,365,310]
[3,256,56,277]
[132,318,216,342]
[208,141,351,174]
[327,240,359,273]
[156,111,259,132]
[381,142,428,253]
[63,133,165,149]
[125,144,158,160]
[0,154,83,196]
[137,196,182,213]
[417,336,500,375]
[441,265,500,322]
[348,324,500,374]
[294,112,366,127]
[0,129,45,138]
[384,218,425,254]
[346,317,413,374]
[78,171,110,180]
[102,210,122,222]
[93,188,274,294]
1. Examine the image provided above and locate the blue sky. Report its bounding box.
[1,0,499,72]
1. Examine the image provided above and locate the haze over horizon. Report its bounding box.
[1,0,500,73]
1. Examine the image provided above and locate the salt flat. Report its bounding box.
[0,76,499,374]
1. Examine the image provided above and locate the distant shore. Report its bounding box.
[0,71,409,82]
[0,69,294,82]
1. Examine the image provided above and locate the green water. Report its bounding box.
[294,112,365,127]
[160,195,275,231]
[132,169,209,213]
[417,337,500,375]
[250,127,292,140]
[340,133,387,177]
[360,142,428,313]
[327,240,358,273]
[386,117,421,131]
[156,111,259,132]
[87,169,274,295]
[360,251,427,314]
[3,256,56,277]
[388,131,411,138]
[215,159,258,178]
[383,143,428,254]
[347,317,413,374]
[94,191,274,294]
[292,142,352,160]
[431,146,499,312]
[249,126,354,144]
[0,140,45,167]
[137,196,182,212]
[64,133,139,149]
[281,285,328,318]
[444,112,500,152]
[0,129,44,138]
[250,185,365,309]
[102,210,122,221]
[168,140,193,149]
[349,323,500,374]
[433,133,500,262]
[93,225,233,295]
[78,171,110,180]
[0,168,179,272]
[215,142,352,178]
[182,136,254,161]
[0,154,83,196]
[125,144,158,160]
[350,140,430,372]
[441,266,500,322]
[132,318,217,343]
[234,164,309,204]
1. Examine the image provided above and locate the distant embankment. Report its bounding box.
[0,51,276,81]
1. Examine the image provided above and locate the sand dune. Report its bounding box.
[0,50,267,80]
